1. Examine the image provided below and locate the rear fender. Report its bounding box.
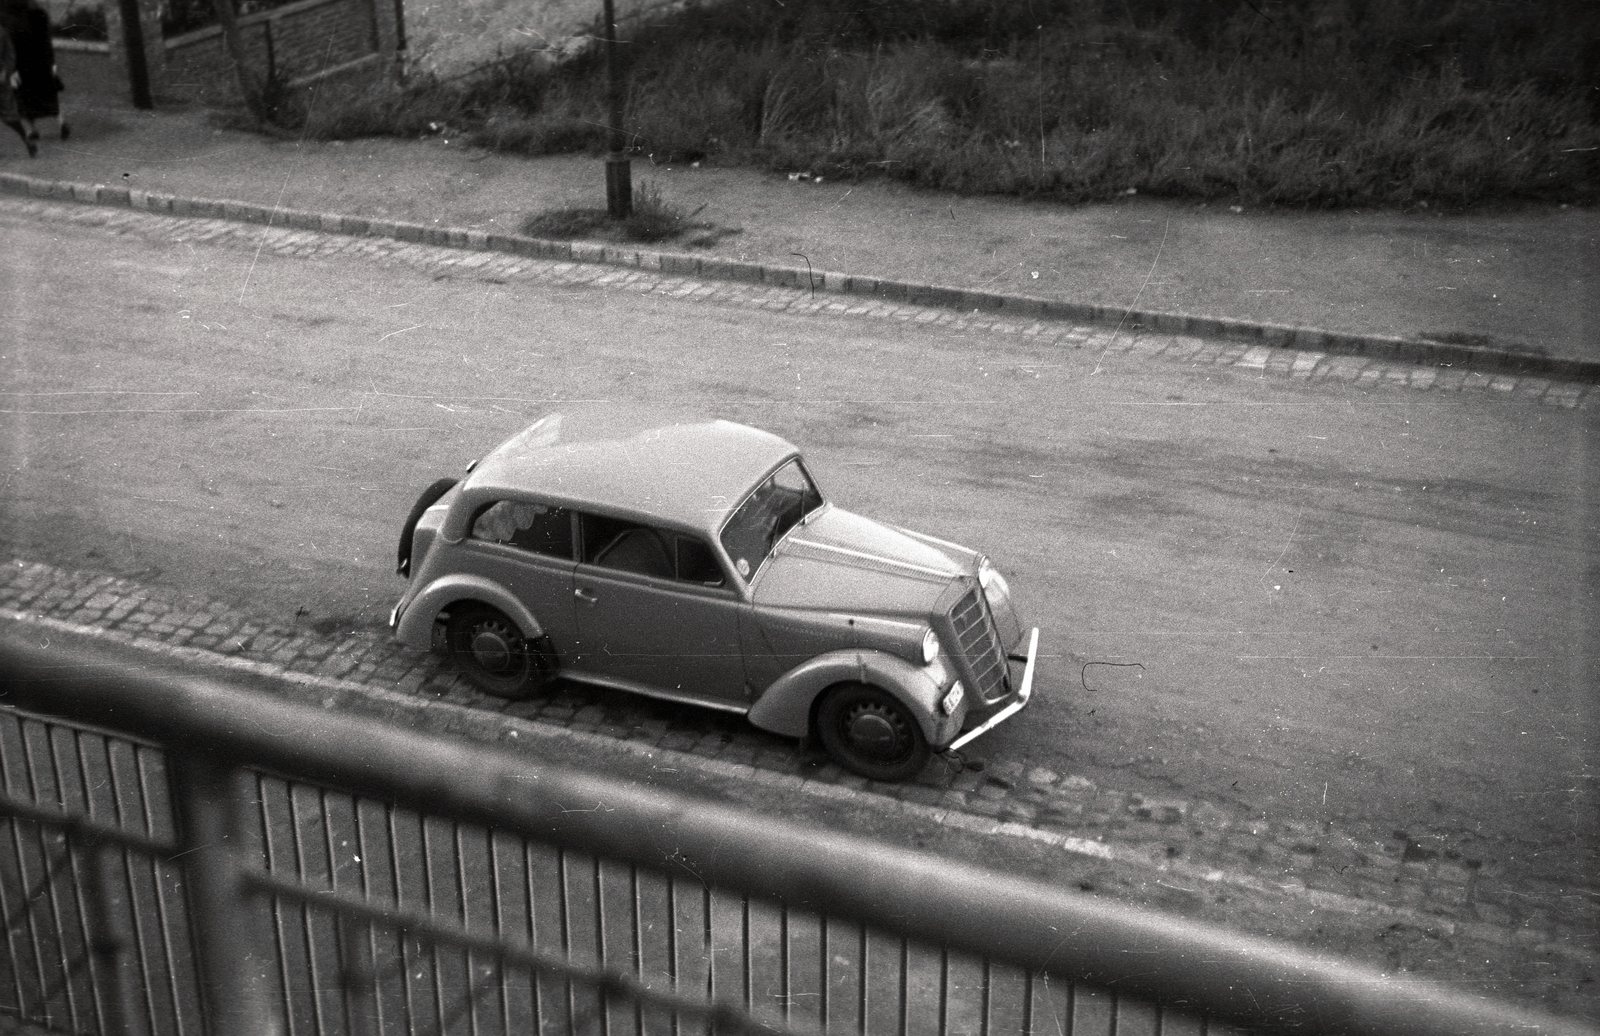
[393,574,544,650]
[746,649,965,747]
[397,478,459,577]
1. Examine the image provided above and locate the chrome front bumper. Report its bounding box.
[947,627,1038,752]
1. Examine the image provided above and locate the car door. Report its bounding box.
[456,498,579,659]
[571,514,749,707]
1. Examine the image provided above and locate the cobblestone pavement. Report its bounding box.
[4,557,1596,989]
[3,195,1597,406]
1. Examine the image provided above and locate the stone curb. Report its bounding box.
[4,170,1595,384]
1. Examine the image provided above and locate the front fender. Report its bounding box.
[746,649,967,747]
[392,573,544,650]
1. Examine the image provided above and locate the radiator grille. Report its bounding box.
[950,587,1008,704]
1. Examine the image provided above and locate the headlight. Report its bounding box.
[921,628,940,665]
[978,556,1010,600]
[941,682,965,716]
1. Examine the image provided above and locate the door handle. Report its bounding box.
[574,587,598,604]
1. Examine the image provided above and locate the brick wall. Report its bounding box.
[94,0,400,105]
[164,0,381,101]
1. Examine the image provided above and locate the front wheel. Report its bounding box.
[445,605,546,699]
[815,683,931,782]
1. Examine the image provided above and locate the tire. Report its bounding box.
[815,683,932,782]
[397,477,459,577]
[445,605,546,699]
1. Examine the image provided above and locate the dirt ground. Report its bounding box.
[9,92,1597,365]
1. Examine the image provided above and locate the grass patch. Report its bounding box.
[520,181,740,245]
[302,0,1599,209]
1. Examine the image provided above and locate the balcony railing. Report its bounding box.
[0,627,1589,1036]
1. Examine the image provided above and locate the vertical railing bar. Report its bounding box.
[257,774,296,1036]
[937,947,949,1036]
[450,820,472,1036]
[856,923,867,1036]
[488,829,509,1036]
[0,815,37,1018]
[741,893,751,1018]
[665,873,678,1036]
[318,785,353,1036]
[385,804,415,1036]
[167,751,283,1036]
[111,744,160,1036]
[701,884,713,1030]
[0,714,30,1017]
[347,794,381,1036]
[779,903,790,1026]
[73,727,119,1036]
[300,786,332,1036]
[559,846,575,1034]
[139,747,190,1036]
[36,726,86,1035]
[1021,970,1034,1036]
[52,727,94,1034]
[817,913,827,1036]
[16,721,56,1023]
[521,839,542,1036]
[84,834,146,1036]
[979,958,992,1036]
[897,938,908,1036]
[63,727,106,1035]
[337,911,380,1036]
[416,816,442,1036]
[593,852,609,1036]
[630,863,643,1036]
[2,816,76,1027]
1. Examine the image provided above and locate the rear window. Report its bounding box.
[470,500,574,558]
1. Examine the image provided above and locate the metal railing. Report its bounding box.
[0,628,1590,1036]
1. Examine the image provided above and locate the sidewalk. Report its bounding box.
[4,94,1596,370]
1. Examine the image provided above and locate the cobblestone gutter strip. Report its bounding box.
[3,170,1595,384]
[2,557,1595,972]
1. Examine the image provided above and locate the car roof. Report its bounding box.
[463,411,799,534]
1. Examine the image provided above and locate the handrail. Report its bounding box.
[1,627,1592,1036]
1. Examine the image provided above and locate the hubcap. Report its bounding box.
[845,704,905,758]
[470,627,514,672]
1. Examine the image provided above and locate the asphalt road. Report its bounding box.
[2,207,1595,919]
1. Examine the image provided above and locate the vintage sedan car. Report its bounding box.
[391,413,1038,781]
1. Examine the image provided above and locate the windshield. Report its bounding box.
[719,458,823,580]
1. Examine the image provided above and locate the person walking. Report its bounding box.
[2,0,63,145]
[0,22,36,157]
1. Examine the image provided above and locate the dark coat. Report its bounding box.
[0,29,18,123]
[9,2,57,120]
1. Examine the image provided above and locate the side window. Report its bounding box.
[582,513,674,579]
[470,500,573,558]
[675,536,725,586]
[579,514,727,587]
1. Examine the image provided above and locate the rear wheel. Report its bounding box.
[445,605,546,699]
[816,683,931,782]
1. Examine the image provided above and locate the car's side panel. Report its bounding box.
[747,649,968,747]
[570,563,750,703]
[393,572,552,650]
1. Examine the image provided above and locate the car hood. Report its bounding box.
[751,506,968,615]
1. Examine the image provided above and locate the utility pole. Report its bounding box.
[113,0,151,108]
[603,0,631,218]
